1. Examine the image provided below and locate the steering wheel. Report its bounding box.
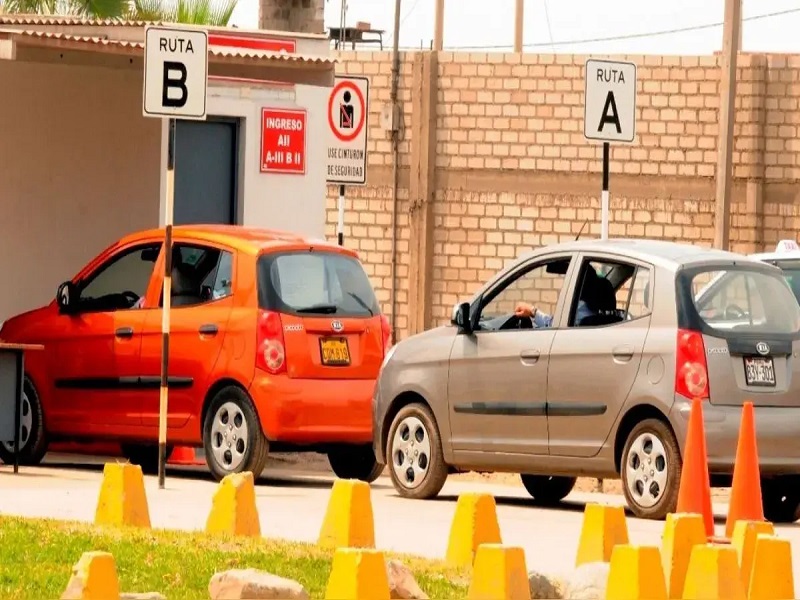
[121,290,139,306]
[725,304,746,319]
[499,314,534,330]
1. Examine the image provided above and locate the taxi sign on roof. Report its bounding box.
[776,239,800,252]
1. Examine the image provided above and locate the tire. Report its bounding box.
[761,476,800,524]
[520,474,577,505]
[121,444,174,475]
[202,385,269,482]
[0,377,48,466]
[328,444,384,483]
[385,402,448,499]
[620,418,681,520]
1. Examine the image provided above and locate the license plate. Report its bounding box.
[744,356,776,387]
[320,337,350,366]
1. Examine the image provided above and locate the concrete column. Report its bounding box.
[259,0,325,34]
[407,52,439,335]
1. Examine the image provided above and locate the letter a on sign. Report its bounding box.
[143,25,209,120]
[583,59,637,143]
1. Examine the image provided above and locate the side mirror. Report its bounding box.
[451,302,473,335]
[56,281,78,314]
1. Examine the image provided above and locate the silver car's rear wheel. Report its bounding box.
[386,402,447,500]
[620,418,681,520]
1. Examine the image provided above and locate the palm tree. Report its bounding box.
[0,0,238,25]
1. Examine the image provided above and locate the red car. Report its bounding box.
[0,225,391,481]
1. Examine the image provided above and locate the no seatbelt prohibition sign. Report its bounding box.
[327,76,369,186]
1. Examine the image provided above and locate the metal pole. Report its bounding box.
[602,142,610,240]
[713,0,742,250]
[337,184,345,245]
[389,0,401,344]
[158,117,176,489]
[514,0,524,52]
[433,0,444,51]
[339,0,347,47]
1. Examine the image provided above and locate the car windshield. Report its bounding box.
[257,251,379,317]
[691,266,800,334]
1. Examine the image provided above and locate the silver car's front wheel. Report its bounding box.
[620,418,681,520]
[386,402,448,500]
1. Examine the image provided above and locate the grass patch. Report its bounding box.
[0,516,468,599]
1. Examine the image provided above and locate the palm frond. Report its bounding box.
[74,0,128,18]
[128,0,236,25]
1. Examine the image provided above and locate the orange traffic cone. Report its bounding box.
[724,401,764,538]
[676,398,715,538]
[168,446,204,466]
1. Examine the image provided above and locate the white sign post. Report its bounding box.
[143,25,208,489]
[584,59,637,240]
[326,75,370,246]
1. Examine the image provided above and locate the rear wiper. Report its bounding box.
[348,292,373,316]
[296,304,338,314]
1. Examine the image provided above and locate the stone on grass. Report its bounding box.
[208,569,309,600]
[528,570,564,599]
[561,561,610,600]
[121,594,166,600]
[386,559,429,599]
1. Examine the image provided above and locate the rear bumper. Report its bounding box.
[249,370,374,445]
[670,398,800,475]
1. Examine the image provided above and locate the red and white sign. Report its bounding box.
[327,76,369,186]
[260,107,306,175]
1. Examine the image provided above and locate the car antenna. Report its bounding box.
[575,219,589,241]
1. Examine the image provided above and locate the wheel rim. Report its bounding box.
[625,431,668,509]
[390,415,431,489]
[210,401,249,471]
[2,391,32,453]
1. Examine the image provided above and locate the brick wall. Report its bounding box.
[259,0,324,33]
[327,50,800,340]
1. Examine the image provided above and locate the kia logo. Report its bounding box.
[331,320,344,332]
[756,342,770,355]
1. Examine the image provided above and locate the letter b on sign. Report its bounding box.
[162,61,188,108]
[143,26,208,120]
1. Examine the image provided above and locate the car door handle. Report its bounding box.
[520,349,540,364]
[115,326,134,339]
[199,324,218,336]
[612,345,635,362]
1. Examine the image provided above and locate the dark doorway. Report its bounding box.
[174,118,239,226]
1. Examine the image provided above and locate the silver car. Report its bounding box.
[372,238,800,522]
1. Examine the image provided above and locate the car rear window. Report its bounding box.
[767,259,800,303]
[689,266,800,334]
[257,251,380,317]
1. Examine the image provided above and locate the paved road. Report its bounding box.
[1,455,799,582]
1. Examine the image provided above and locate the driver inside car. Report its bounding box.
[514,270,599,327]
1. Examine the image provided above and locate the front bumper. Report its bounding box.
[669,398,800,475]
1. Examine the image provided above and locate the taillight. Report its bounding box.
[380,314,392,355]
[257,310,286,375]
[676,328,709,400]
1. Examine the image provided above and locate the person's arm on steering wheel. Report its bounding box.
[515,302,553,327]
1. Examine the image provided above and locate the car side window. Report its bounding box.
[568,258,650,328]
[160,243,231,308]
[477,257,572,331]
[78,243,161,312]
[211,251,233,300]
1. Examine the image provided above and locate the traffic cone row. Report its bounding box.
[676,397,764,540]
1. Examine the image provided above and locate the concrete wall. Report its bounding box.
[259,0,325,34]
[0,60,161,322]
[327,50,800,340]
